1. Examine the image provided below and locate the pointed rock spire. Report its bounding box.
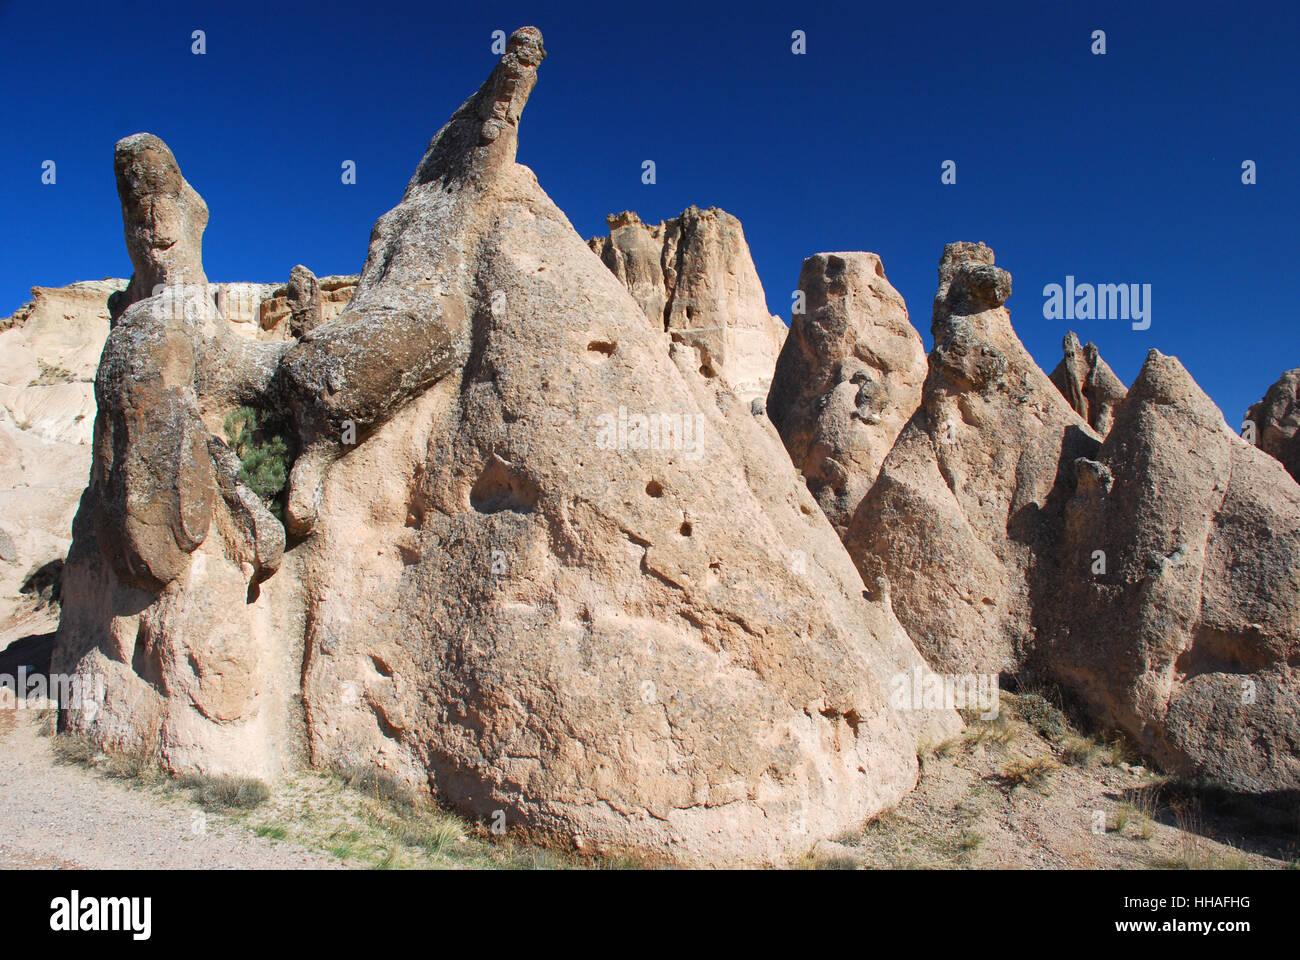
[588,205,787,404]
[845,242,1099,676]
[1044,350,1300,790]
[766,252,926,537]
[108,133,209,322]
[1245,367,1300,482]
[1049,331,1127,435]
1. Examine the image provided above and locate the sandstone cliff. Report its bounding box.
[0,282,124,637]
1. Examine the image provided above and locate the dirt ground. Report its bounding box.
[807,692,1298,870]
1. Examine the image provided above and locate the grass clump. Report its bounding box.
[1060,734,1098,767]
[182,774,271,809]
[998,755,1060,789]
[963,714,1018,749]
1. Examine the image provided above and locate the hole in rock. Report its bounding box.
[680,521,693,537]
[470,455,539,514]
[645,480,664,498]
[586,339,616,358]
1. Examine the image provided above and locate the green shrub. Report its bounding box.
[1014,693,1069,743]
[223,406,289,518]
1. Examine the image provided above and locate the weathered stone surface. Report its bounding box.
[0,281,122,446]
[54,149,312,776]
[214,282,282,336]
[840,244,1300,791]
[589,207,787,404]
[286,265,323,338]
[0,283,123,629]
[1245,368,1300,482]
[1038,351,1300,791]
[845,243,1100,676]
[1049,331,1127,435]
[107,134,209,322]
[258,274,356,335]
[90,290,218,589]
[55,27,959,864]
[287,27,955,864]
[589,211,668,323]
[767,252,925,537]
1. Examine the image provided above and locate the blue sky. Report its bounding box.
[3,0,1296,423]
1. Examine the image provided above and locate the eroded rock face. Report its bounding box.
[108,134,209,322]
[589,207,787,404]
[1039,351,1300,791]
[56,145,300,775]
[257,273,356,337]
[845,243,1100,676]
[1049,331,1127,435]
[767,252,925,537]
[0,277,294,638]
[55,27,958,864]
[0,282,119,638]
[1245,368,1300,482]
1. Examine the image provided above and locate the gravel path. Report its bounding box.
[0,708,344,870]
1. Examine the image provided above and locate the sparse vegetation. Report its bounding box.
[1101,736,1137,767]
[181,774,271,809]
[1060,734,1098,767]
[29,359,76,386]
[998,754,1061,789]
[963,713,1018,749]
[37,704,1291,871]
[1014,692,1069,743]
[222,405,290,518]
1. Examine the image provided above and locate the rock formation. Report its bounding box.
[845,243,1100,676]
[1040,351,1300,791]
[256,269,357,339]
[107,134,209,322]
[54,28,959,865]
[1245,368,1300,482]
[589,208,787,405]
[835,243,1300,791]
[0,282,123,636]
[766,252,926,537]
[1049,331,1127,435]
[32,23,1296,866]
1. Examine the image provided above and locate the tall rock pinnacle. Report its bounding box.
[767,252,926,537]
[107,133,209,322]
